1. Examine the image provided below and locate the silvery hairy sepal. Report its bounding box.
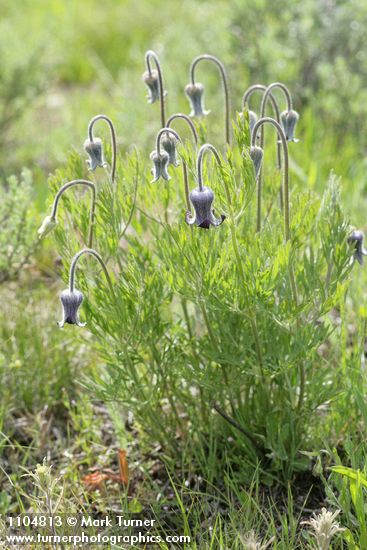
[250,146,264,178]
[280,109,299,142]
[150,150,170,182]
[84,137,106,171]
[161,134,179,167]
[185,83,210,117]
[38,215,56,239]
[185,186,225,229]
[347,230,367,265]
[58,289,86,328]
[142,69,166,104]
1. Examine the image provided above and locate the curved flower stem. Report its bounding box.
[252,117,290,239]
[252,116,298,304]
[259,82,293,120]
[196,143,222,191]
[69,248,114,297]
[166,113,198,147]
[50,180,96,248]
[145,50,166,128]
[258,83,293,210]
[242,84,282,169]
[190,54,231,145]
[88,114,117,184]
[156,127,191,212]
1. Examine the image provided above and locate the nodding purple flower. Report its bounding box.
[280,110,299,142]
[150,150,170,182]
[142,69,162,104]
[250,145,264,178]
[185,186,225,229]
[58,289,86,328]
[348,230,367,265]
[83,137,106,171]
[185,83,210,117]
[161,134,179,167]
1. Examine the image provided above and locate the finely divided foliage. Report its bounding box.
[39,50,363,546]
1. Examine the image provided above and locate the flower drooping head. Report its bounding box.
[84,137,106,171]
[38,215,56,239]
[150,150,170,182]
[348,230,367,265]
[280,109,299,142]
[185,83,210,117]
[250,145,264,178]
[142,69,162,104]
[186,186,225,229]
[58,289,86,328]
[161,133,179,167]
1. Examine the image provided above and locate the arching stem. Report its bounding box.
[252,116,298,304]
[50,180,96,248]
[69,248,114,297]
[196,143,222,191]
[242,84,282,169]
[190,54,231,145]
[88,114,117,184]
[145,50,166,128]
[156,127,191,212]
[166,113,198,147]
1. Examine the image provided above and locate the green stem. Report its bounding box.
[69,248,114,298]
[50,179,96,248]
[88,114,117,183]
[145,50,166,128]
[190,54,231,145]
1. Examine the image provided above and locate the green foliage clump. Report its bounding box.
[0,169,38,283]
[45,113,353,484]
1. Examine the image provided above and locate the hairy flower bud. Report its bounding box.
[280,109,299,142]
[38,215,56,239]
[348,230,367,265]
[150,150,170,182]
[58,289,86,328]
[185,83,210,117]
[186,186,225,229]
[142,69,165,104]
[250,146,264,178]
[84,137,106,171]
[161,134,179,167]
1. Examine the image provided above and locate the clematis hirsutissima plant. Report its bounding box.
[58,248,113,328]
[185,54,231,144]
[185,143,225,229]
[84,114,117,183]
[41,51,359,485]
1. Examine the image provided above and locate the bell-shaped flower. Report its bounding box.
[142,69,166,104]
[161,134,179,167]
[185,83,210,117]
[150,150,170,182]
[250,146,264,178]
[38,215,56,239]
[84,137,106,171]
[185,186,225,229]
[280,110,299,142]
[348,230,367,265]
[58,289,86,328]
